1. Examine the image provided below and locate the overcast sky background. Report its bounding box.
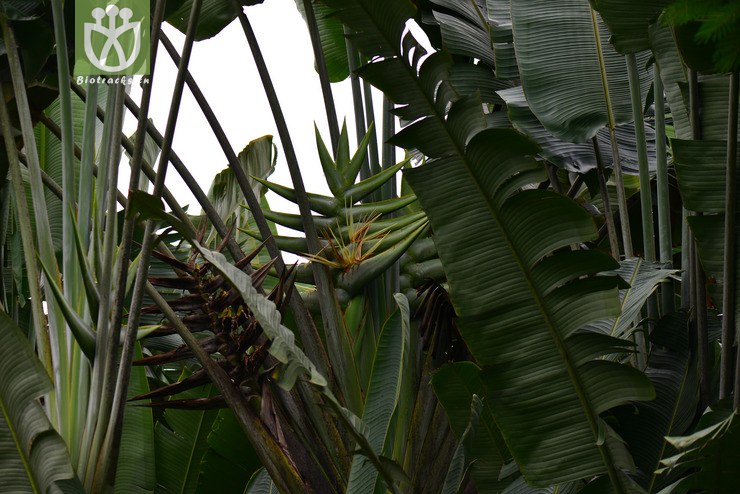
[122,0,379,236]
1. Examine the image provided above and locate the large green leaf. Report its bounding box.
[692,75,740,141]
[115,344,156,494]
[584,258,676,340]
[430,0,518,79]
[590,0,673,53]
[650,22,692,140]
[347,294,410,493]
[154,384,218,494]
[205,135,275,247]
[244,468,278,494]
[320,0,655,487]
[293,0,349,82]
[165,0,264,41]
[672,139,740,316]
[510,0,652,142]
[0,310,84,493]
[196,409,260,494]
[612,311,698,490]
[658,402,740,493]
[407,123,654,487]
[432,362,510,492]
[431,0,494,66]
[499,86,657,174]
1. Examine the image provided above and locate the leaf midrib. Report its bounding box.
[0,399,41,494]
[335,1,627,488]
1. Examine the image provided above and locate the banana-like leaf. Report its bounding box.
[485,0,518,79]
[197,409,260,494]
[431,0,495,67]
[672,139,740,315]
[432,362,510,492]
[510,0,652,142]
[499,86,657,174]
[406,122,655,487]
[165,0,264,41]
[590,0,673,53]
[320,0,655,486]
[649,22,692,140]
[154,383,219,494]
[347,294,410,493]
[611,311,698,490]
[244,468,278,494]
[440,394,483,494]
[502,477,581,494]
[293,0,349,82]
[448,63,514,104]
[584,258,676,340]
[115,344,155,494]
[205,136,276,247]
[658,402,740,493]
[431,0,518,79]
[691,75,740,141]
[0,310,84,493]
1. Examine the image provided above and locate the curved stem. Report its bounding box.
[591,9,632,258]
[157,31,332,384]
[1,15,65,433]
[345,25,369,178]
[97,0,196,488]
[688,68,711,410]
[722,71,738,400]
[592,137,620,259]
[302,0,340,153]
[626,53,655,261]
[654,66,674,314]
[232,1,362,412]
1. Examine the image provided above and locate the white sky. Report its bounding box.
[122,0,371,225]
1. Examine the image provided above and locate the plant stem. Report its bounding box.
[98,0,200,488]
[83,83,126,490]
[158,30,349,475]
[591,11,632,257]
[77,83,99,251]
[381,96,399,294]
[592,137,620,259]
[654,66,674,314]
[363,80,381,177]
[49,0,80,331]
[1,16,66,433]
[681,207,692,309]
[381,96,396,199]
[688,68,711,410]
[345,25,369,178]
[626,53,656,366]
[626,53,656,262]
[302,0,340,153]
[233,2,362,412]
[33,106,190,226]
[0,81,53,385]
[101,0,166,450]
[721,72,738,399]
